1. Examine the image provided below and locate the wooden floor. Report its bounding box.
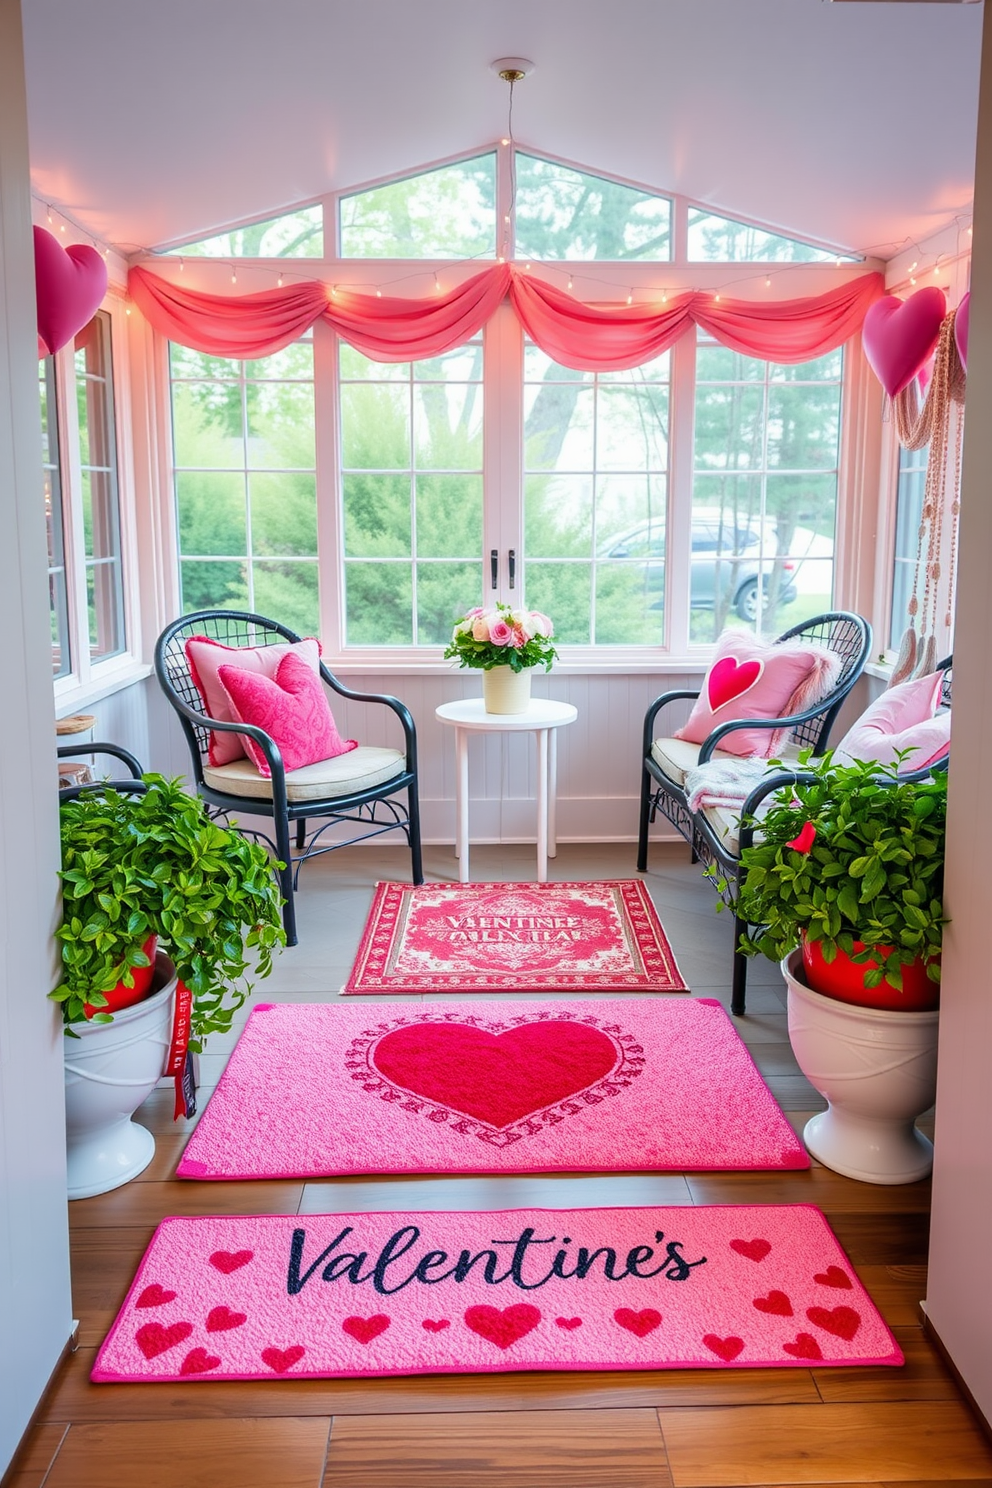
[6,842,992,1488]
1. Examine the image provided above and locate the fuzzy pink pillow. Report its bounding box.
[216,653,357,777]
[675,631,843,759]
[185,635,322,765]
[834,670,950,770]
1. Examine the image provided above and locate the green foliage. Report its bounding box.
[51,777,286,1045]
[732,754,947,991]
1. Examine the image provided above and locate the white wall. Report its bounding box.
[0,0,74,1473]
[925,2,992,1427]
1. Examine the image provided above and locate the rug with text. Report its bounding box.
[91,1204,902,1381]
[177,998,808,1179]
[340,880,687,995]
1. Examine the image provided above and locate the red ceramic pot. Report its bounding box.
[83,935,158,1019]
[801,936,939,1011]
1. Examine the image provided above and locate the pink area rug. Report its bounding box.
[341,880,687,994]
[177,998,808,1179]
[91,1204,901,1382]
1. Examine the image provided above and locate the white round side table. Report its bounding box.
[435,697,578,883]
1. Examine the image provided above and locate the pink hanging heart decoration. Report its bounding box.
[862,286,946,398]
[955,291,969,374]
[34,225,108,358]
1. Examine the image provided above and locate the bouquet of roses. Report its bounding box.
[443,601,558,673]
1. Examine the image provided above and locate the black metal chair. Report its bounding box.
[57,742,144,799]
[154,609,423,946]
[637,612,873,1013]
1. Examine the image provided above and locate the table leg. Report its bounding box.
[456,727,470,883]
[548,726,559,859]
[536,727,549,882]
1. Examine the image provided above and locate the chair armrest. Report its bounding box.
[319,667,418,776]
[57,742,143,778]
[642,689,701,758]
[698,698,844,765]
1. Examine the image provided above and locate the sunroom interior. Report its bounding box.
[5,0,992,1482]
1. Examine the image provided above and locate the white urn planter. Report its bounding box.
[63,952,177,1200]
[782,949,939,1185]
[482,665,532,714]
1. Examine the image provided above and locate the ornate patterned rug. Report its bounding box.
[176,998,808,1179]
[91,1204,901,1382]
[341,880,687,995]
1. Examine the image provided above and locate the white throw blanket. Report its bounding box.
[684,756,781,816]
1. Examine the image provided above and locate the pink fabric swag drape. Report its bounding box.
[128,262,883,369]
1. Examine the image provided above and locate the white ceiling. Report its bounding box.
[21,0,983,260]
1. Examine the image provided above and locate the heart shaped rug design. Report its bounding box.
[34,226,109,357]
[371,1019,620,1129]
[206,1306,247,1332]
[730,1238,771,1262]
[134,1321,192,1359]
[209,1249,253,1274]
[261,1345,305,1374]
[806,1305,861,1341]
[135,1284,176,1309]
[862,286,947,398]
[783,1331,823,1361]
[813,1265,852,1290]
[464,1303,541,1350]
[703,1333,744,1362]
[343,1314,391,1345]
[614,1307,662,1338]
[753,1290,793,1317]
[180,1348,221,1376]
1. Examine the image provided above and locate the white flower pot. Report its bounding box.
[63,953,177,1200]
[482,665,532,714]
[783,949,939,1185]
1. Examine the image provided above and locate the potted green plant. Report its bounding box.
[729,752,946,1184]
[52,775,286,1199]
[734,752,946,1008]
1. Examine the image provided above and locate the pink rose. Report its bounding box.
[530,611,554,638]
[464,607,484,620]
[488,619,513,646]
[472,616,491,642]
[510,626,527,647]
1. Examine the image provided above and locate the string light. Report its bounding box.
[567,274,573,291]
[230,267,237,284]
[910,276,917,286]
[277,272,283,287]
[59,223,66,233]
[434,272,442,293]
[765,275,772,287]
[47,207,53,224]
[376,288,382,297]
[626,289,633,305]
[500,137,510,147]
[909,261,918,273]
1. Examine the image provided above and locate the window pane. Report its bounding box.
[523,344,669,644]
[687,209,847,263]
[340,342,484,646]
[692,334,840,642]
[890,446,928,650]
[75,312,125,662]
[340,155,496,258]
[162,205,323,258]
[41,357,70,677]
[172,339,317,625]
[514,154,671,261]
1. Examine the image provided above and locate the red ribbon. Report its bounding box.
[165,979,193,1119]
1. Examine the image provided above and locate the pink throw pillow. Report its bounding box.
[675,631,843,759]
[834,670,950,770]
[216,653,357,777]
[185,635,322,765]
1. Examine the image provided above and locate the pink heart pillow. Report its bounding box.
[216,652,357,776]
[862,286,946,398]
[185,635,323,765]
[675,631,842,758]
[834,670,949,771]
[34,226,108,357]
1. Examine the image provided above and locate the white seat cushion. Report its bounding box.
[203,745,406,803]
[650,736,803,788]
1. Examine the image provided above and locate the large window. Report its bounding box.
[889,444,927,651]
[41,356,70,676]
[75,313,125,662]
[171,338,319,636]
[692,337,841,642]
[340,339,484,645]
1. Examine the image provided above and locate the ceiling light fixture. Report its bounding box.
[490,58,534,262]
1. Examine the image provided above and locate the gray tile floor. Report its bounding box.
[194,841,824,1117]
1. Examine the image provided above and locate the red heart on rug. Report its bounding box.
[135,1284,176,1309]
[730,1238,771,1262]
[261,1345,305,1374]
[555,1317,583,1331]
[464,1303,542,1350]
[707,656,763,712]
[782,1331,823,1361]
[371,1020,619,1128]
[614,1307,662,1338]
[862,286,946,398]
[753,1290,793,1317]
[806,1305,861,1341]
[703,1333,744,1362]
[813,1265,852,1290]
[135,1321,193,1359]
[33,225,109,357]
[209,1249,254,1274]
[422,1319,450,1333]
[206,1305,247,1333]
[180,1347,222,1376]
[343,1314,391,1345]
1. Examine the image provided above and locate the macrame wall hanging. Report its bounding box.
[887,301,967,685]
